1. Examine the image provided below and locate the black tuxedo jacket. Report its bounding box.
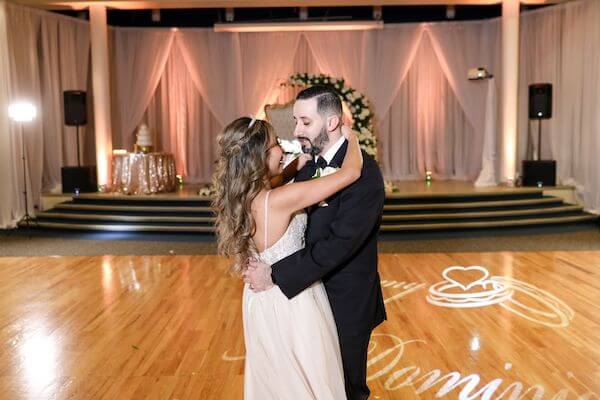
[271,140,387,336]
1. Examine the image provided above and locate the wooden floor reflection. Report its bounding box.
[0,251,598,399]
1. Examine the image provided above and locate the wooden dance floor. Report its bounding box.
[0,252,598,399]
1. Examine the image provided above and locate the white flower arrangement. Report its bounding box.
[278,138,303,155]
[198,184,216,198]
[384,180,399,193]
[284,73,378,159]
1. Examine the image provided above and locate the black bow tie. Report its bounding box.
[316,157,328,170]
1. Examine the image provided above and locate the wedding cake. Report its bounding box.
[134,123,154,153]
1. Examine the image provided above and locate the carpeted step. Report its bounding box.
[29,221,215,233]
[383,196,562,212]
[379,214,598,232]
[381,205,584,222]
[31,190,597,234]
[383,190,544,205]
[36,211,216,224]
[55,202,213,214]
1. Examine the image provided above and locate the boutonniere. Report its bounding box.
[312,166,340,207]
[312,166,340,179]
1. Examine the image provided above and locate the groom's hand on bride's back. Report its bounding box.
[243,259,274,292]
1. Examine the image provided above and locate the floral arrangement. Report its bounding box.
[284,73,377,159]
[198,184,216,198]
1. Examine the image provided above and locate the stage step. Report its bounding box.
[31,221,215,233]
[36,211,216,224]
[55,202,213,213]
[383,196,561,212]
[28,189,598,235]
[381,205,584,222]
[380,215,597,232]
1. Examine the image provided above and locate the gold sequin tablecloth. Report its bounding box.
[111,152,177,195]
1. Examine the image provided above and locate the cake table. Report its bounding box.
[111,152,177,195]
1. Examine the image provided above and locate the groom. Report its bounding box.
[245,85,387,400]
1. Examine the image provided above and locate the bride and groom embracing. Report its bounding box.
[213,85,387,400]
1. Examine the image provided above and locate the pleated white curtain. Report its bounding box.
[518,10,562,162]
[133,31,302,183]
[275,29,483,182]
[40,16,91,191]
[0,2,89,228]
[379,33,480,181]
[237,32,302,118]
[519,0,600,211]
[426,20,501,185]
[135,25,493,184]
[144,43,222,182]
[113,28,174,151]
[175,30,301,126]
[5,4,43,227]
[0,0,18,228]
[303,25,423,124]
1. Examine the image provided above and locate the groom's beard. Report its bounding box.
[299,125,329,158]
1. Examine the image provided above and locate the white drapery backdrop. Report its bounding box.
[174,30,302,126]
[0,1,17,228]
[0,2,90,228]
[113,28,174,152]
[2,0,600,228]
[518,0,600,211]
[125,25,490,183]
[144,43,223,181]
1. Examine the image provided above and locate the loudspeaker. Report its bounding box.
[61,166,97,193]
[63,90,87,126]
[522,160,556,187]
[529,83,552,119]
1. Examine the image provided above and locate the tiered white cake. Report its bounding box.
[134,123,154,153]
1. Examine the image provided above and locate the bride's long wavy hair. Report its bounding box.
[212,117,275,274]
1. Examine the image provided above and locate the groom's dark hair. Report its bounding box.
[296,85,342,118]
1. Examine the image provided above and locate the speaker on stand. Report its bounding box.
[62,91,97,193]
[522,83,556,187]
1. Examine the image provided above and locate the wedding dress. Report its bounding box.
[242,191,346,399]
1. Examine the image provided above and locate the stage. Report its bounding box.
[0,251,598,399]
[41,180,579,204]
[35,181,597,234]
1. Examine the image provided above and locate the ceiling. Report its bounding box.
[12,0,572,11]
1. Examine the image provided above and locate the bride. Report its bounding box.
[212,116,363,399]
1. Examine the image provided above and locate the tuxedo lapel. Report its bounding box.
[296,159,316,183]
[328,140,348,169]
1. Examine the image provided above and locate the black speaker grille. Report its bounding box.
[64,90,87,126]
[528,83,552,119]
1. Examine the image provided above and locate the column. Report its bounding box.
[89,4,113,188]
[501,0,520,184]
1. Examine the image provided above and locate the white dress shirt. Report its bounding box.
[317,136,347,166]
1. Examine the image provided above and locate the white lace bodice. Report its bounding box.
[256,190,307,265]
[259,212,307,265]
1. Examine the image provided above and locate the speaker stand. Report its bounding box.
[76,124,81,167]
[6,127,38,237]
[537,118,543,160]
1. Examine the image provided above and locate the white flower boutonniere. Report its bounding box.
[312,166,339,207]
[312,166,339,179]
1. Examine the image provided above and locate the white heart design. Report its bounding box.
[442,266,490,291]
